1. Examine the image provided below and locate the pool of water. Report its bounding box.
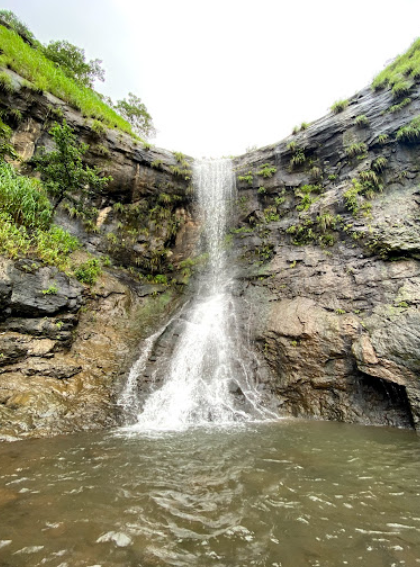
[0,420,419,567]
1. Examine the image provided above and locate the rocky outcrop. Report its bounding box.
[232,83,420,430]
[0,69,198,440]
[0,255,184,440]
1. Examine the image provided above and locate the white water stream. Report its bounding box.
[120,159,272,432]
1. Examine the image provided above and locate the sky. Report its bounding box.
[1,0,420,158]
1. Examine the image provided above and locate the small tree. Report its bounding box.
[43,40,105,88]
[35,120,111,211]
[115,93,155,138]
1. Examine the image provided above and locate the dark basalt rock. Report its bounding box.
[231,81,420,431]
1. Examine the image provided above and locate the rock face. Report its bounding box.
[0,69,197,440]
[231,82,420,430]
[0,256,185,440]
[1,66,420,438]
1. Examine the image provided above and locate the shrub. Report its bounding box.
[345,142,367,158]
[0,161,52,229]
[35,226,79,268]
[74,258,102,285]
[396,116,420,143]
[0,211,30,258]
[331,99,349,114]
[256,163,277,178]
[391,80,413,99]
[388,97,412,113]
[343,180,361,214]
[295,184,321,211]
[354,114,369,127]
[35,120,112,211]
[42,40,105,88]
[377,134,389,145]
[359,170,381,191]
[238,171,254,185]
[115,92,155,138]
[372,156,388,172]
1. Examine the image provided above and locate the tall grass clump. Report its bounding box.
[0,161,80,269]
[331,99,349,114]
[396,116,420,143]
[0,25,137,137]
[0,161,52,229]
[372,37,420,94]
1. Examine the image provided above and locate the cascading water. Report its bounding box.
[121,159,273,432]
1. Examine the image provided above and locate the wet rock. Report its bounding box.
[231,81,420,430]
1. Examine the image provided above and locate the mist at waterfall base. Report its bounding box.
[118,160,273,432]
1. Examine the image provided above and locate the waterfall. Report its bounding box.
[121,159,273,432]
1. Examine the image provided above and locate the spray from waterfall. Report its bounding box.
[120,159,274,432]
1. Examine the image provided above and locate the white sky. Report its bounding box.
[2,0,420,157]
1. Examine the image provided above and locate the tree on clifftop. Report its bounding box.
[43,40,105,88]
[115,92,155,139]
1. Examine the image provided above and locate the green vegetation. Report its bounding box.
[292,122,309,134]
[377,134,389,145]
[0,9,36,44]
[286,213,342,248]
[287,142,306,168]
[345,142,367,158]
[0,162,80,268]
[0,22,149,138]
[42,283,58,295]
[396,116,420,143]
[294,184,321,211]
[388,97,412,113]
[0,70,14,93]
[238,171,254,185]
[372,38,420,93]
[256,163,277,178]
[372,156,388,172]
[354,114,369,127]
[90,119,107,138]
[115,92,155,138]
[343,169,383,216]
[35,120,111,211]
[0,117,16,159]
[331,99,349,114]
[73,258,102,285]
[42,40,104,88]
[310,166,322,180]
[0,161,52,229]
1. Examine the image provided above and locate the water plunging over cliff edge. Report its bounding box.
[119,159,274,432]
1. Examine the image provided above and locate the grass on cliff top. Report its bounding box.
[0,25,137,137]
[372,37,420,94]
